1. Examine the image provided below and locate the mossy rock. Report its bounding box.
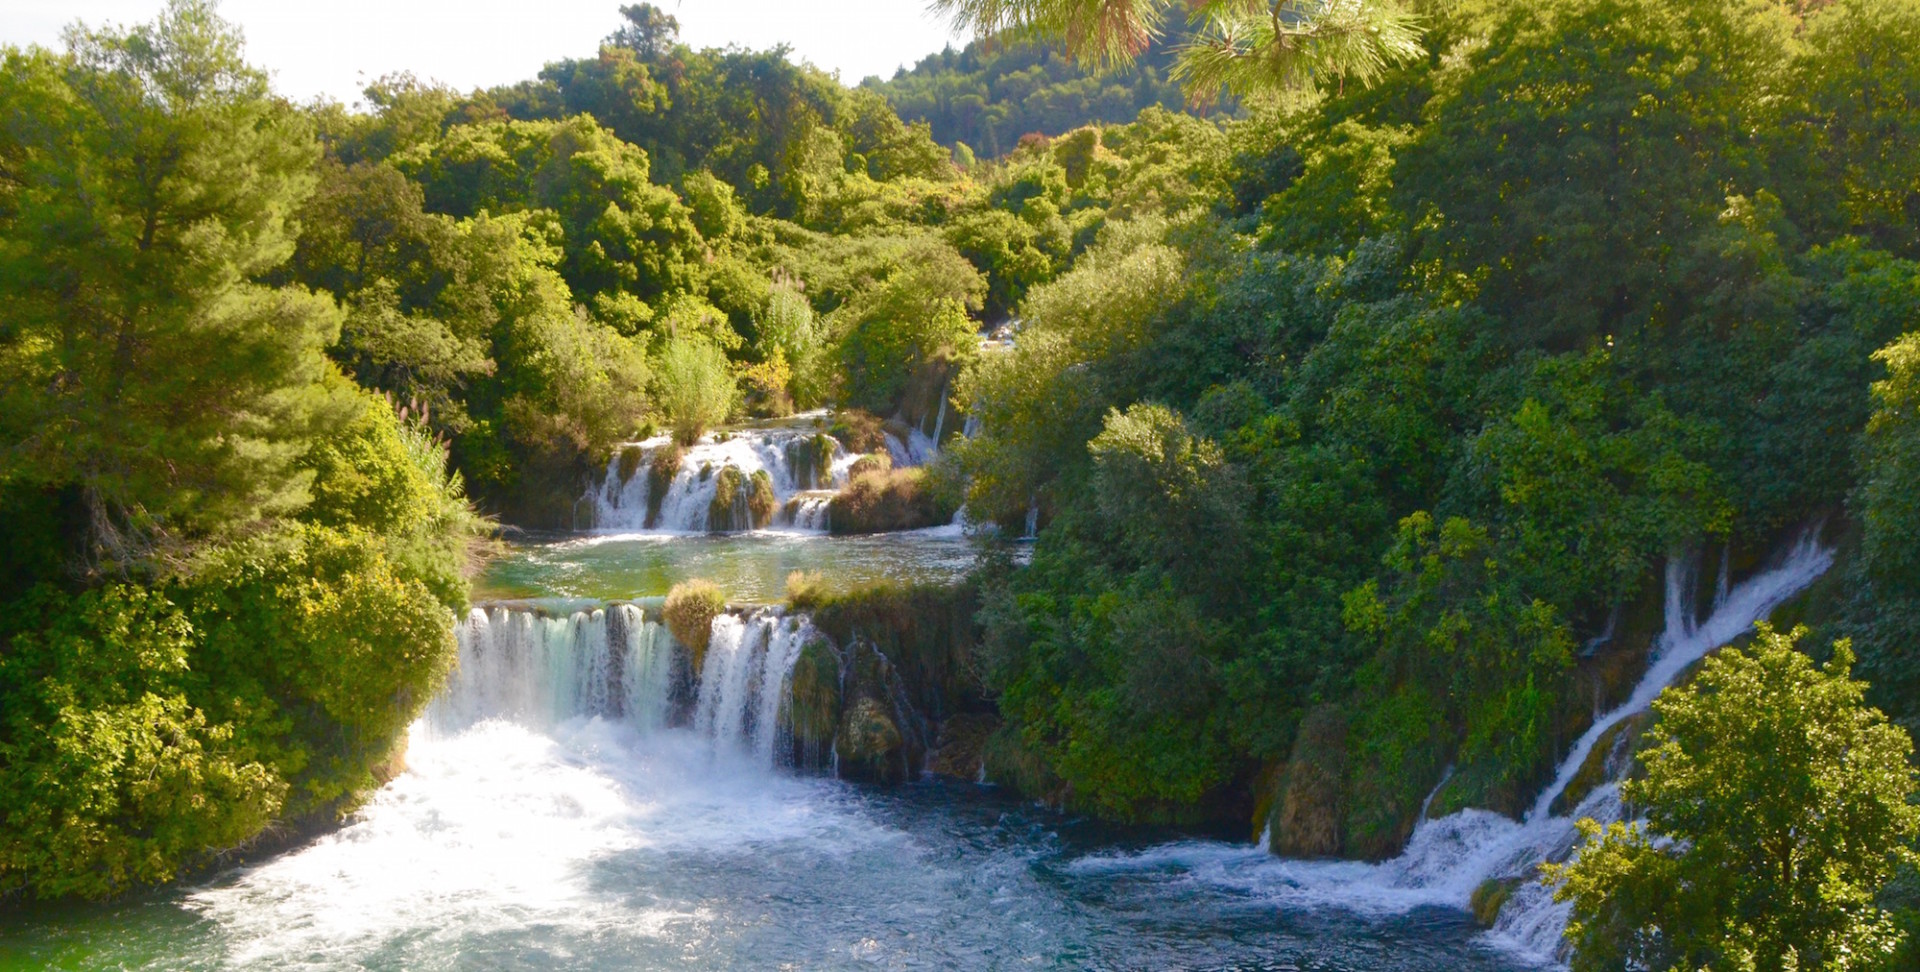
[645,445,683,529]
[835,697,906,783]
[1470,878,1520,927]
[787,637,841,747]
[1268,705,1346,858]
[708,465,745,532]
[747,470,776,529]
[617,444,645,484]
[787,433,838,490]
[1551,712,1650,817]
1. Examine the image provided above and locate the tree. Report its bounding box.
[1547,625,1920,972]
[0,0,341,571]
[930,0,1423,103]
[655,338,735,445]
[607,3,680,61]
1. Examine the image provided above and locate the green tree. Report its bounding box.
[0,0,341,568]
[831,235,986,412]
[655,339,736,445]
[1548,625,1920,972]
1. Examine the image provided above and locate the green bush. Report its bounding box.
[656,339,736,446]
[664,579,727,671]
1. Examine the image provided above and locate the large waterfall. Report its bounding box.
[429,603,812,768]
[585,426,855,533]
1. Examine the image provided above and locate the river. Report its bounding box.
[0,522,1542,971]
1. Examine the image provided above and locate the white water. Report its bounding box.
[692,610,815,764]
[884,427,940,468]
[431,604,674,732]
[586,427,855,533]
[1065,529,1833,966]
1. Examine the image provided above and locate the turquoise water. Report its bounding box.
[477,528,980,604]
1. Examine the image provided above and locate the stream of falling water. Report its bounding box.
[1064,528,1833,966]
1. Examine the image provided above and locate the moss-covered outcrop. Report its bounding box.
[827,467,954,534]
[645,445,683,529]
[786,433,839,491]
[1265,705,1347,858]
[786,636,841,769]
[835,695,908,783]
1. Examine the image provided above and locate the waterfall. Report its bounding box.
[1251,528,1833,963]
[585,427,852,533]
[884,428,940,468]
[431,603,810,769]
[930,378,951,445]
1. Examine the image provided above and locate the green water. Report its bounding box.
[476,528,982,605]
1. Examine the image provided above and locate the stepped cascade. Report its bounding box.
[585,425,857,533]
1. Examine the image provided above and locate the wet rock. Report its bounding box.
[835,697,906,782]
[1551,711,1649,817]
[1267,705,1347,858]
[786,637,841,770]
[1470,877,1520,927]
[926,713,1000,781]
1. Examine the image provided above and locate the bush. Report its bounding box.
[1548,625,1920,970]
[848,451,893,480]
[827,467,953,534]
[655,339,736,446]
[664,580,727,671]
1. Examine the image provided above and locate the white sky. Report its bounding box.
[2,0,968,106]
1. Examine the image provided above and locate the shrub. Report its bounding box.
[848,451,893,480]
[828,468,953,534]
[655,339,735,446]
[785,570,830,609]
[664,580,727,671]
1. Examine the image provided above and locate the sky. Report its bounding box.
[2,0,968,106]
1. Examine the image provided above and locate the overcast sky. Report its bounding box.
[3,0,967,106]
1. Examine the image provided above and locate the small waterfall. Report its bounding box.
[432,603,810,769]
[586,427,852,533]
[884,428,940,469]
[691,610,814,762]
[1262,528,1833,963]
[780,491,835,531]
[930,378,951,445]
[430,604,674,733]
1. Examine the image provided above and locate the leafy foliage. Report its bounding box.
[1547,626,1920,972]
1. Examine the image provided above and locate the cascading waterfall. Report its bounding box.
[1200,528,1834,964]
[694,611,815,765]
[883,427,940,468]
[431,603,812,768]
[586,425,854,533]
[429,604,674,733]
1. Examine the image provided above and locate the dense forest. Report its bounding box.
[868,36,1198,159]
[4,0,1920,966]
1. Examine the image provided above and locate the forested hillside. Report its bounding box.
[868,38,1197,159]
[5,0,1920,963]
